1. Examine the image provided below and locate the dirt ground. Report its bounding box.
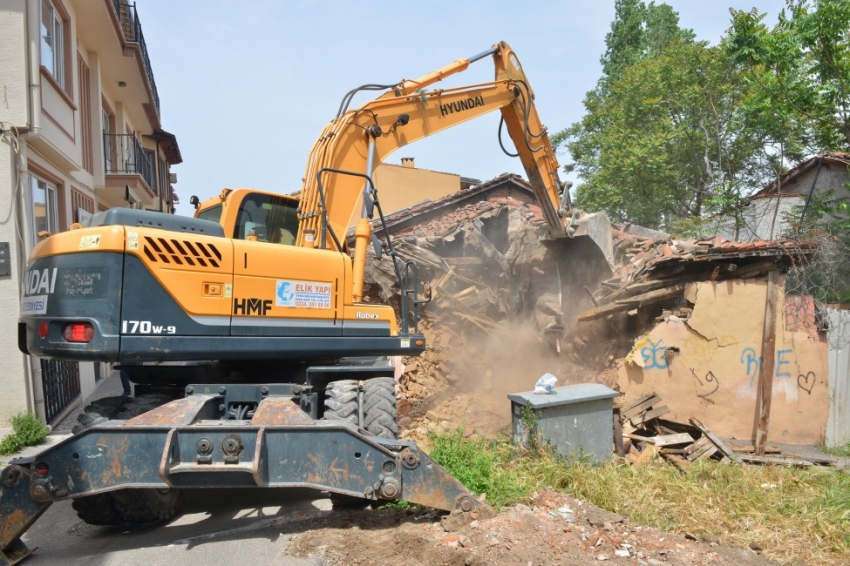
[288,489,776,566]
[314,312,778,565]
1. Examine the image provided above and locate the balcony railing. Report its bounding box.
[104,133,155,192]
[112,0,160,116]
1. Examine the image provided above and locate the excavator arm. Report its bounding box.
[296,42,589,300]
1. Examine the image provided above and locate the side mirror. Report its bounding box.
[189,195,200,209]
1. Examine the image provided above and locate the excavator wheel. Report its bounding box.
[325,377,398,509]
[71,489,179,528]
[362,377,398,438]
[323,379,360,427]
[324,377,398,438]
[71,393,181,527]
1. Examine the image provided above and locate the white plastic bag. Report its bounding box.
[533,372,557,394]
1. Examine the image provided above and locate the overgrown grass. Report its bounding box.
[427,429,850,566]
[823,441,850,458]
[0,413,49,456]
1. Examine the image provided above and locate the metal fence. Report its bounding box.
[112,0,160,115]
[40,359,80,424]
[104,133,155,191]
[826,308,850,447]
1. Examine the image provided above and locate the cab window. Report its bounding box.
[196,204,223,225]
[233,194,299,245]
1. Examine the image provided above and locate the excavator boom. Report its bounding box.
[297,42,575,254]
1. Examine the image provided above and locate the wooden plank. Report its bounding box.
[689,417,744,464]
[687,439,717,462]
[756,270,780,455]
[622,393,662,419]
[695,445,719,461]
[622,392,658,414]
[739,455,814,467]
[454,285,479,300]
[783,452,838,466]
[444,257,484,266]
[613,409,625,457]
[648,433,694,447]
[729,445,781,454]
[684,436,710,456]
[660,451,692,471]
[631,405,670,426]
[635,445,661,466]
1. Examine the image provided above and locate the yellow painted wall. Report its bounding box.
[373,163,461,214]
[618,279,829,444]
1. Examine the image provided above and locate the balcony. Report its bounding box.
[111,0,160,116]
[103,133,156,203]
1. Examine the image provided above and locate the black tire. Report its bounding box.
[325,377,398,510]
[324,380,359,426]
[71,493,121,526]
[362,377,398,439]
[71,394,180,526]
[115,394,173,419]
[111,489,180,524]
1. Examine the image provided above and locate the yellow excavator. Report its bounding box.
[2,41,609,564]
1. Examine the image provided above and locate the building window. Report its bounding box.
[40,0,64,87]
[31,175,59,244]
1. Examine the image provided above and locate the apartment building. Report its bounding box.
[0,0,182,423]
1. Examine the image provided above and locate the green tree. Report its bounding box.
[726,0,850,149]
[559,39,761,229]
[598,1,695,91]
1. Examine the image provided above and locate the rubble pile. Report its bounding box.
[364,193,592,437]
[580,230,816,322]
[288,489,776,565]
[619,392,837,469]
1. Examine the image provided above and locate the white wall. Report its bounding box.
[0,0,29,128]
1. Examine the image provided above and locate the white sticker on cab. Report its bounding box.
[79,235,101,250]
[20,295,48,315]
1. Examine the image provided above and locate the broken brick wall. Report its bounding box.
[618,279,828,444]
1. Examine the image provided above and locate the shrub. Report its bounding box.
[0,413,48,456]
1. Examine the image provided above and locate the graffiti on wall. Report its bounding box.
[690,368,720,399]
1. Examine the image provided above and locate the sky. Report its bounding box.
[137,1,786,217]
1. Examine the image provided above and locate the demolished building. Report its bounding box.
[364,173,844,448]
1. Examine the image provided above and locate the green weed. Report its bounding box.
[0,413,48,456]
[425,429,850,565]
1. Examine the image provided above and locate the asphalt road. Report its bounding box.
[21,489,330,565]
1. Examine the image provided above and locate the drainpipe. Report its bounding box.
[19,0,44,416]
[24,0,41,138]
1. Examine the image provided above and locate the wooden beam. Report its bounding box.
[690,417,743,464]
[739,454,814,467]
[755,270,780,455]
[577,285,685,322]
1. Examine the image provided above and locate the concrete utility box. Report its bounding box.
[508,383,618,462]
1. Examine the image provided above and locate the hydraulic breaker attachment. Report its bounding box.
[0,394,488,564]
